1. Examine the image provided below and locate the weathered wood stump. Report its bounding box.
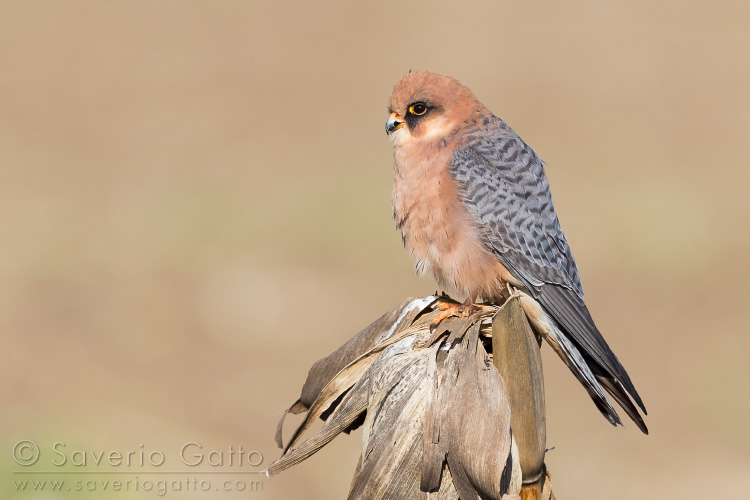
[268,295,554,500]
[492,297,551,500]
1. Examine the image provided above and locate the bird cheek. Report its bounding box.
[419,116,453,140]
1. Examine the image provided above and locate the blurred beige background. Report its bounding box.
[1,1,748,499]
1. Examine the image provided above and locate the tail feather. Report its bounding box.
[596,375,649,434]
[517,290,647,433]
[537,284,647,414]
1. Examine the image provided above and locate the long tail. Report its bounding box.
[517,290,648,434]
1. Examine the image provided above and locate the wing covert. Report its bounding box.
[450,122,582,297]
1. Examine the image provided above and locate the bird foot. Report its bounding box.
[432,300,478,325]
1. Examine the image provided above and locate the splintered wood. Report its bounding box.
[268,295,554,500]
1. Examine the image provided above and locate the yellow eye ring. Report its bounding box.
[408,103,428,116]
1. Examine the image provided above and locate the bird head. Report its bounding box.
[386,71,482,147]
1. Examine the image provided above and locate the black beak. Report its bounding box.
[386,113,404,134]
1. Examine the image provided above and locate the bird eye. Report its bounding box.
[409,103,428,116]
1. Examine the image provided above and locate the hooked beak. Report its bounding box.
[385,112,404,135]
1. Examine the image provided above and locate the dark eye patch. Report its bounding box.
[405,101,433,127]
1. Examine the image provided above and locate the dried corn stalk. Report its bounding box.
[268,295,554,500]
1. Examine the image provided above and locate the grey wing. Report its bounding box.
[450,120,646,428]
[454,128,583,297]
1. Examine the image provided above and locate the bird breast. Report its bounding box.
[391,140,511,302]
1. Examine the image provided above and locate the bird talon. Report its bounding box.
[433,300,476,325]
[433,302,462,325]
[432,308,456,325]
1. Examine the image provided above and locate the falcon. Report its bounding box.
[385,71,647,433]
